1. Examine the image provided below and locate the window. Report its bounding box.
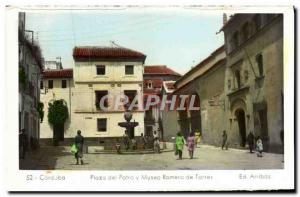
[48,80,53,89]
[61,80,67,88]
[40,81,43,89]
[235,70,241,89]
[147,81,153,89]
[227,79,231,90]
[95,91,108,110]
[96,65,105,75]
[124,90,137,110]
[125,65,134,75]
[256,54,264,76]
[97,118,107,132]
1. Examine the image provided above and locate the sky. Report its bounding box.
[26,8,224,75]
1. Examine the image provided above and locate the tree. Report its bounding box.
[48,99,69,146]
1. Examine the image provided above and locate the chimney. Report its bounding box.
[223,13,227,25]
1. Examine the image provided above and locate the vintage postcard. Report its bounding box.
[5,5,295,191]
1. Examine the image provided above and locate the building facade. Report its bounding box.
[161,80,179,141]
[172,46,226,142]
[40,46,146,144]
[221,14,283,153]
[143,65,181,139]
[19,12,43,150]
[40,69,74,141]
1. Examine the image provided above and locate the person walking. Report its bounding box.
[195,130,201,148]
[74,130,84,165]
[247,132,255,153]
[187,132,196,159]
[221,130,228,150]
[256,136,263,157]
[175,132,186,160]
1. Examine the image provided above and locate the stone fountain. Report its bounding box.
[118,111,139,139]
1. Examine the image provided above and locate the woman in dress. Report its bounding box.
[187,132,196,159]
[175,132,186,160]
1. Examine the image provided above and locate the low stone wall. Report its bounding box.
[40,137,155,150]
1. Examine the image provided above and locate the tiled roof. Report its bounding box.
[73,46,146,61]
[42,69,73,78]
[144,65,181,76]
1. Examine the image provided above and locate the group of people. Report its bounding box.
[120,131,161,153]
[175,130,265,160]
[175,131,201,160]
[222,130,264,157]
[72,128,266,165]
[246,131,264,157]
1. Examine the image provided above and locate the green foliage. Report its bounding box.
[48,99,69,126]
[19,66,27,89]
[37,102,44,122]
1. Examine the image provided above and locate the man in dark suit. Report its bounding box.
[75,130,84,165]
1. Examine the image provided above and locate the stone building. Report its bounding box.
[19,12,43,150]
[172,46,226,143]
[143,65,181,139]
[221,14,283,153]
[161,80,178,141]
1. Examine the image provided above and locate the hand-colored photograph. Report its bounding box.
[17,7,284,171]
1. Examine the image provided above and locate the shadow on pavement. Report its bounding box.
[20,146,71,170]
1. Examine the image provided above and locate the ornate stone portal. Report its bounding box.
[118,111,139,139]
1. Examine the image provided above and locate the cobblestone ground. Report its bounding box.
[20,145,284,170]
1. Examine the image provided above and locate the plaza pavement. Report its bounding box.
[20,144,284,170]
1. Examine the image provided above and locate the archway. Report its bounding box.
[235,109,246,147]
[178,110,190,138]
[189,93,201,135]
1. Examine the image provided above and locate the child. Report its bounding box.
[256,136,263,157]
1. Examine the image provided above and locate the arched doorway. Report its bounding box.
[235,109,246,147]
[178,110,190,138]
